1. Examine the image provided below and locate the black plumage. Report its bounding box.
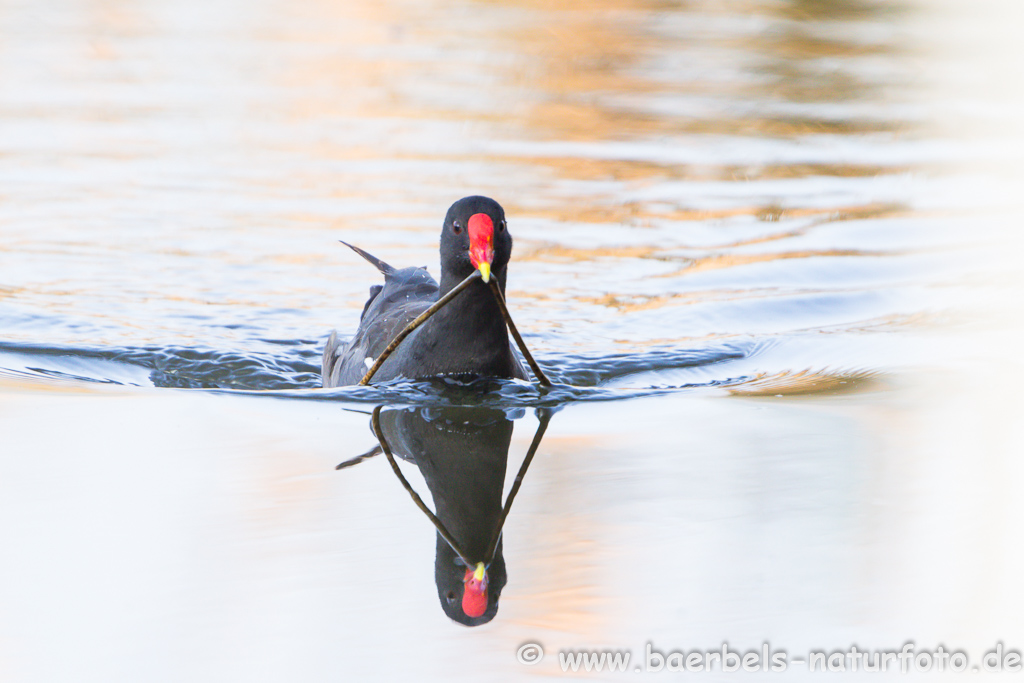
[322,196,526,387]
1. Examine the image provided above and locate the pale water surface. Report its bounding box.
[1,0,1022,680]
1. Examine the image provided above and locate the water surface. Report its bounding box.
[1,0,1022,680]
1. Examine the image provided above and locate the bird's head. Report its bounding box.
[440,196,511,286]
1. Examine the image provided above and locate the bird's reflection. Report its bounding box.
[337,404,551,626]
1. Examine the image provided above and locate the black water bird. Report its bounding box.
[322,196,527,387]
[334,403,552,625]
[377,406,512,625]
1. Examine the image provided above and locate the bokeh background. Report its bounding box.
[1,0,1022,680]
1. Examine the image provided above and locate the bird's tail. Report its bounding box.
[339,240,395,275]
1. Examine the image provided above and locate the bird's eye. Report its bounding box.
[446,590,457,604]
[498,220,506,232]
[452,221,463,235]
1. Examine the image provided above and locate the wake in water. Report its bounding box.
[0,335,807,406]
[0,331,881,408]
[0,339,321,390]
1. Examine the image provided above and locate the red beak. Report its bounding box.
[462,562,489,618]
[467,213,494,282]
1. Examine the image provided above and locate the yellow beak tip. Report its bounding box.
[478,263,491,283]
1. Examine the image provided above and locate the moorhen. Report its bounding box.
[322,196,527,387]
[378,406,512,626]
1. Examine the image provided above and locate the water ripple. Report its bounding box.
[0,338,793,407]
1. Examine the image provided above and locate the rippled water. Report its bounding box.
[2,0,1022,679]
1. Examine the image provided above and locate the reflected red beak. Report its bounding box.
[462,562,489,618]
[468,213,494,283]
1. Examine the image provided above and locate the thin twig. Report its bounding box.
[358,270,481,386]
[371,406,475,567]
[484,408,551,563]
[335,444,382,470]
[487,279,552,387]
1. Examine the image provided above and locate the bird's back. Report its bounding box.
[322,265,439,387]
